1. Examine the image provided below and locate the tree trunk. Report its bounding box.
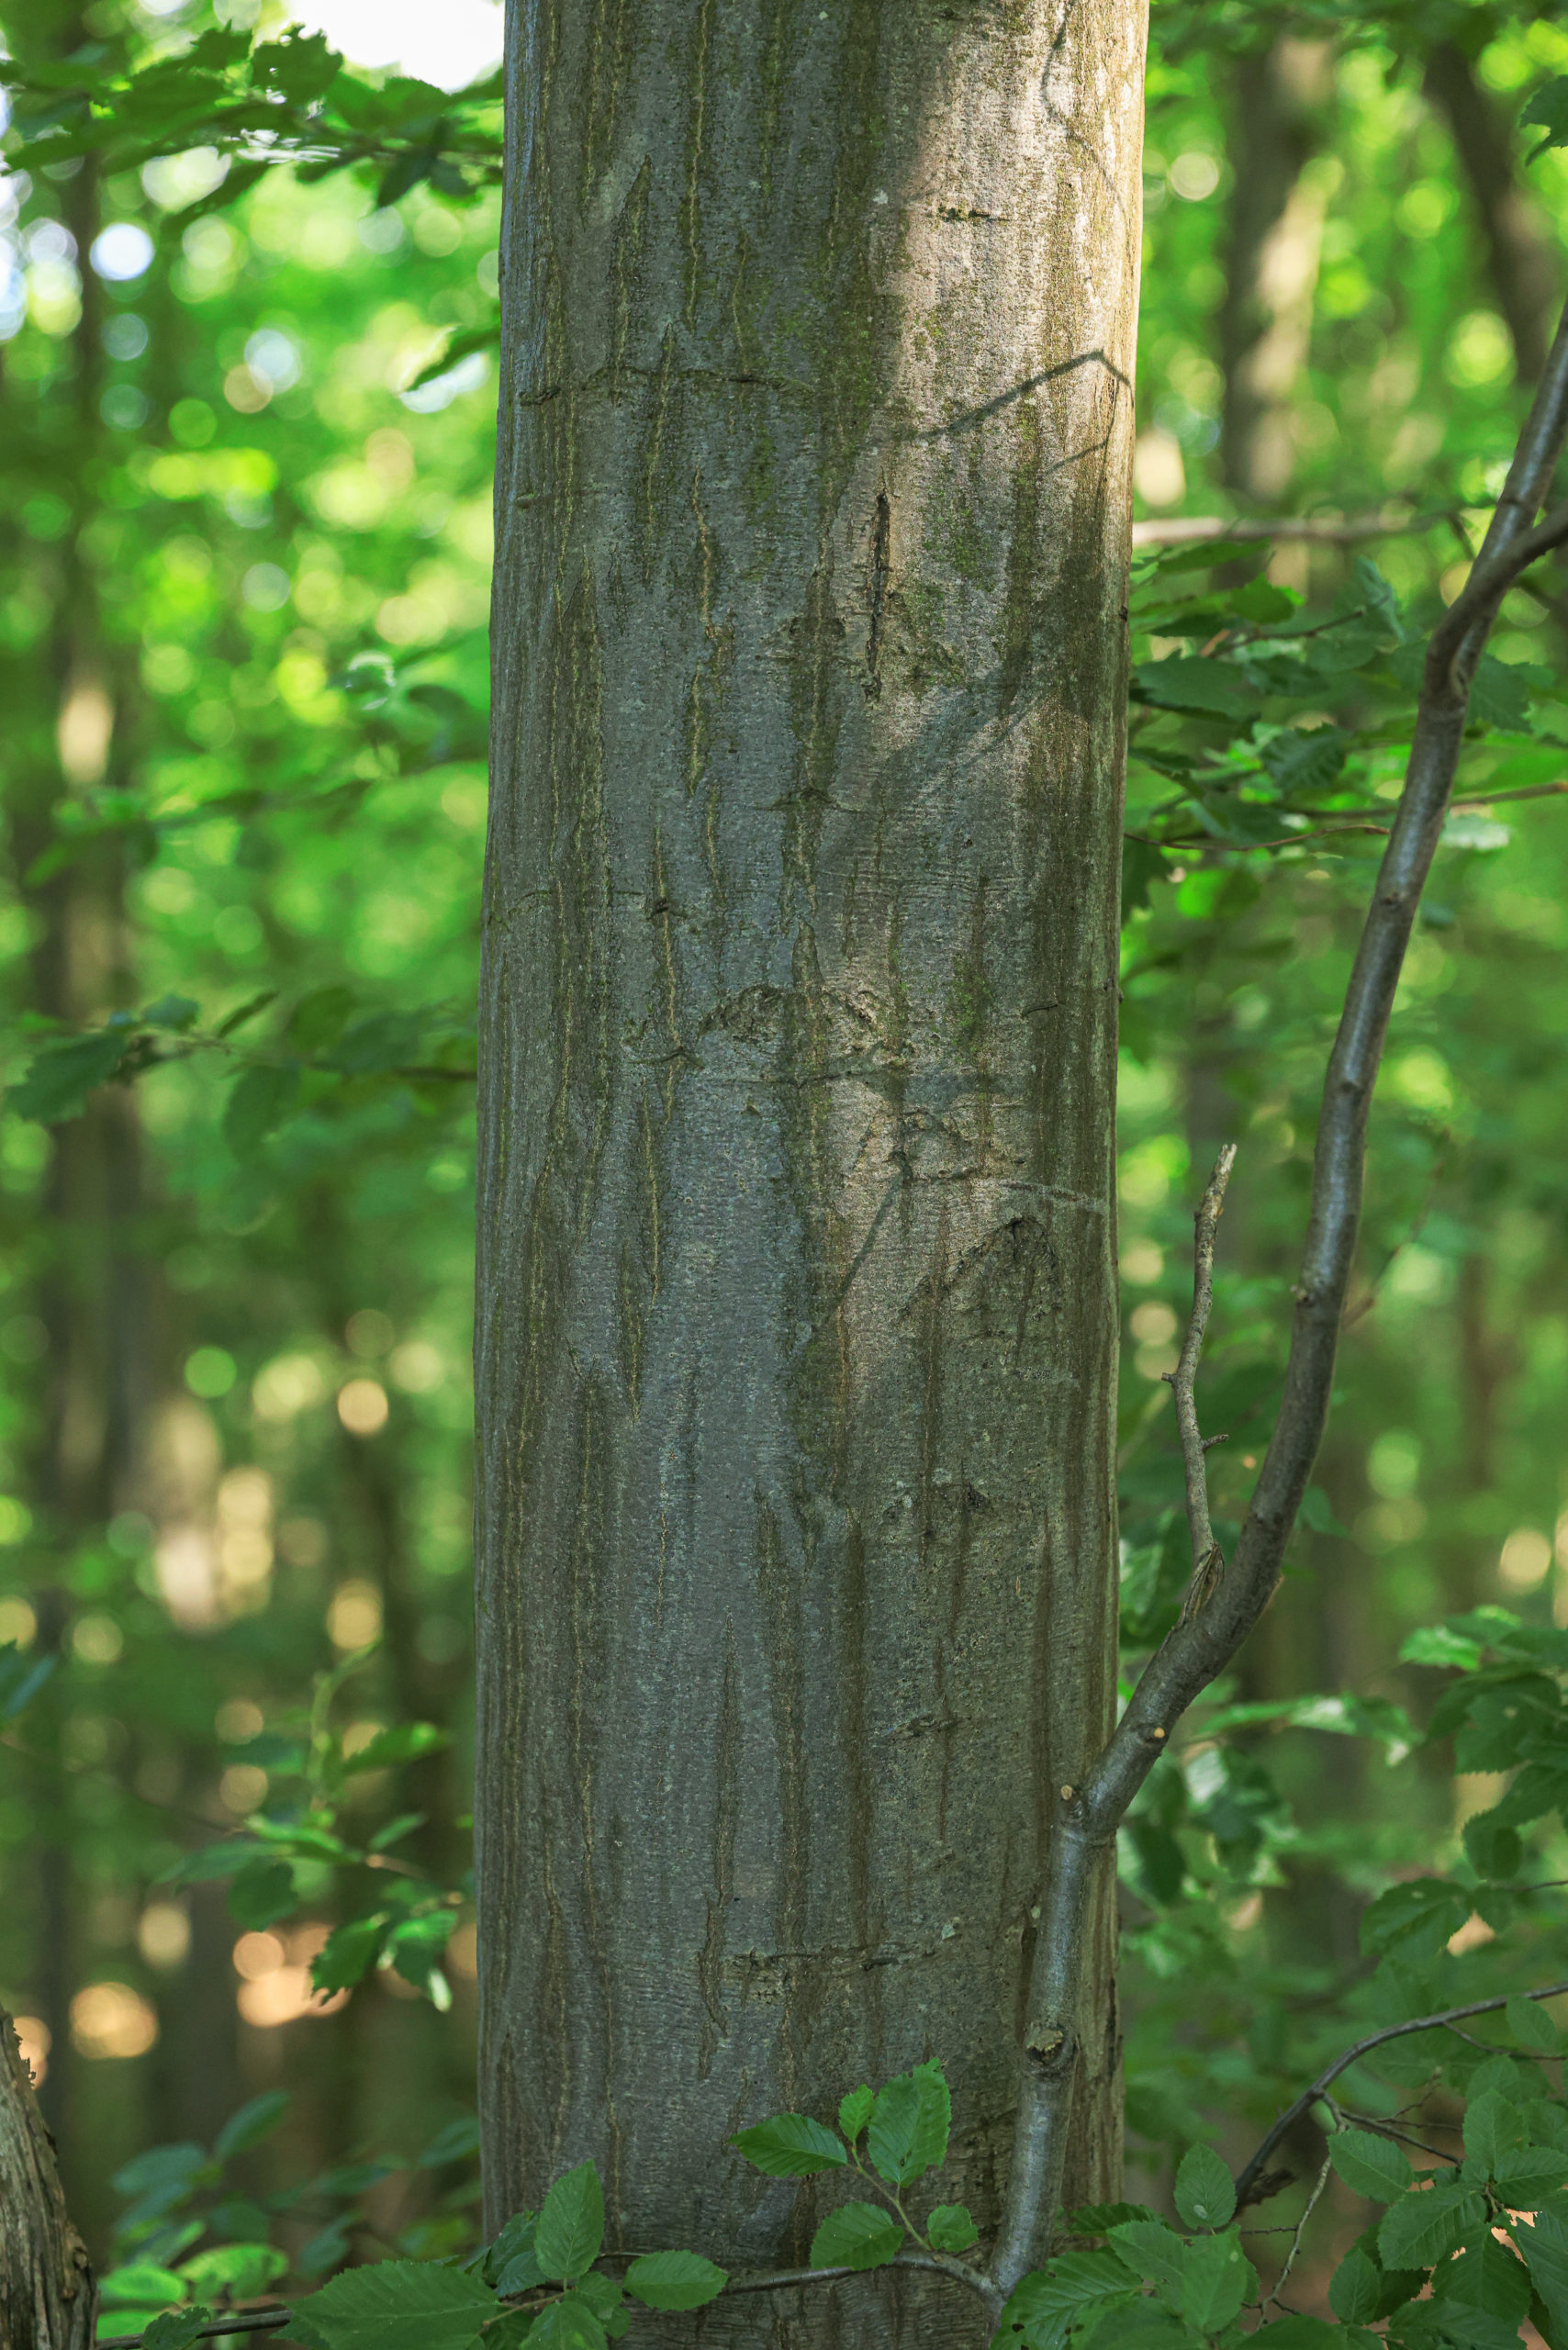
[1424,39,1558,386]
[1217,38,1331,509]
[0,2014,94,2350]
[476,4,1145,2332]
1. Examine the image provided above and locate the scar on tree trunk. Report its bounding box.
[0,2013,95,2350]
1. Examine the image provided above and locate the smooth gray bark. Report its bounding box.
[476,5,1146,2332]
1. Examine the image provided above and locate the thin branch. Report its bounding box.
[1131,510,1459,549]
[97,2315,291,2350]
[1264,2149,1333,2311]
[988,288,1568,2302]
[1161,1147,1238,1619]
[723,2250,1001,2313]
[1233,1978,1568,2210]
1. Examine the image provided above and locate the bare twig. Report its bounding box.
[989,291,1568,2301]
[1265,2150,1332,2311]
[1161,1147,1238,1620]
[1233,1977,1568,2211]
[723,2251,1001,2314]
[1131,509,1459,549]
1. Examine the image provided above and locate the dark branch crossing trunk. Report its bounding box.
[476,2,1148,2334]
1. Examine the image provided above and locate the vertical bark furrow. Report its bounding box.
[478,6,1147,2333]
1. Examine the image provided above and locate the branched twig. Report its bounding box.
[988,292,1568,2300]
[1161,1146,1238,1623]
[724,2250,1001,2312]
[1233,1978,1568,2210]
[1265,2149,1332,2311]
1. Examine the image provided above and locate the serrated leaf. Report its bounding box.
[1330,2129,1415,2202]
[1495,2147,1568,2200]
[227,1857,297,1930]
[1001,2250,1136,2338]
[1132,655,1260,717]
[310,1914,391,1994]
[223,1061,300,1155]
[1182,2229,1254,2333]
[535,2162,604,2282]
[866,2060,949,2186]
[1439,2230,1533,2326]
[1466,2089,1524,2176]
[622,2250,727,2311]
[838,2085,874,2143]
[142,2310,215,2350]
[1378,2185,1486,2269]
[526,2295,606,2350]
[1330,2246,1383,2323]
[8,1027,136,1123]
[926,2203,979,2253]
[1523,74,1568,159]
[1506,1996,1561,2053]
[1108,2219,1187,2306]
[288,2262,498,2350]
[1173,2143,1235,2229]
[1361,1878,1470,1959]
[213,2091,290,2161]
[386,1909,456,1990]
[808,2202,904,2272]
[1261,727,1350,799]
[731,2113,846,2177]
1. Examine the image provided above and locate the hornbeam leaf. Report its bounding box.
[288,2260,498,2350]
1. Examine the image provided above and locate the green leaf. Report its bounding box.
[215,990,278,1039]
[526,2296,606,2350]
[8,1027,137,1123]
[838,2085,874,2144]
[866,2059,949,2187]
[310,1915,391,1994]
[1515,2205,1568,2314]
[1173,2143,1236,2229]
[209,2094,289,2165]
[1438,2230,1534,2326]
[808,2202,904,2272]
[1000,2251,1137,2341]
[98,2266,188,2311]
[386,1910,457,1990]
[227,1858,297,1930]
[1506,1995,1561,2053]
[1466,2089,1524,2176]
[731,2113,846,2177]
[1261,728,1350,799]
[1132,655,1260,717]
[0,1643,55,1721]
[1181,2228,1254,2333]
[409,318,501,390]
[1464,1809,1522,1883]
[926,2204,979,2254]
[290,2264,498,2350]
[179,2244,287,2300]
[1107,2219,1187,2307]
[1495,2147,1568,2200]
[1330,2246,1383,2323]
[1522,74,1568,160]
[1378,2185,1486,2269]
[223,1061,300,1155]
[1262,2322,1366,2347]
[534,2162,604,2283]
[420,2115,482,2167]
[1330,2128,1415,2202]
[141,994,201,1033]
[622,2251,728,2311]
[1361,1877,1470,1959]
[142,2309,215,2350]
[342,1722,448,1774]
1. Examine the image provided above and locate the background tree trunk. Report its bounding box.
[476,5,1146,2333]
[1217,38,1332,513]
[0,2014,94,2350]
[1424,39,1558,386]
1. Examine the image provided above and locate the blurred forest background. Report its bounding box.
[3,0,1568,2319]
